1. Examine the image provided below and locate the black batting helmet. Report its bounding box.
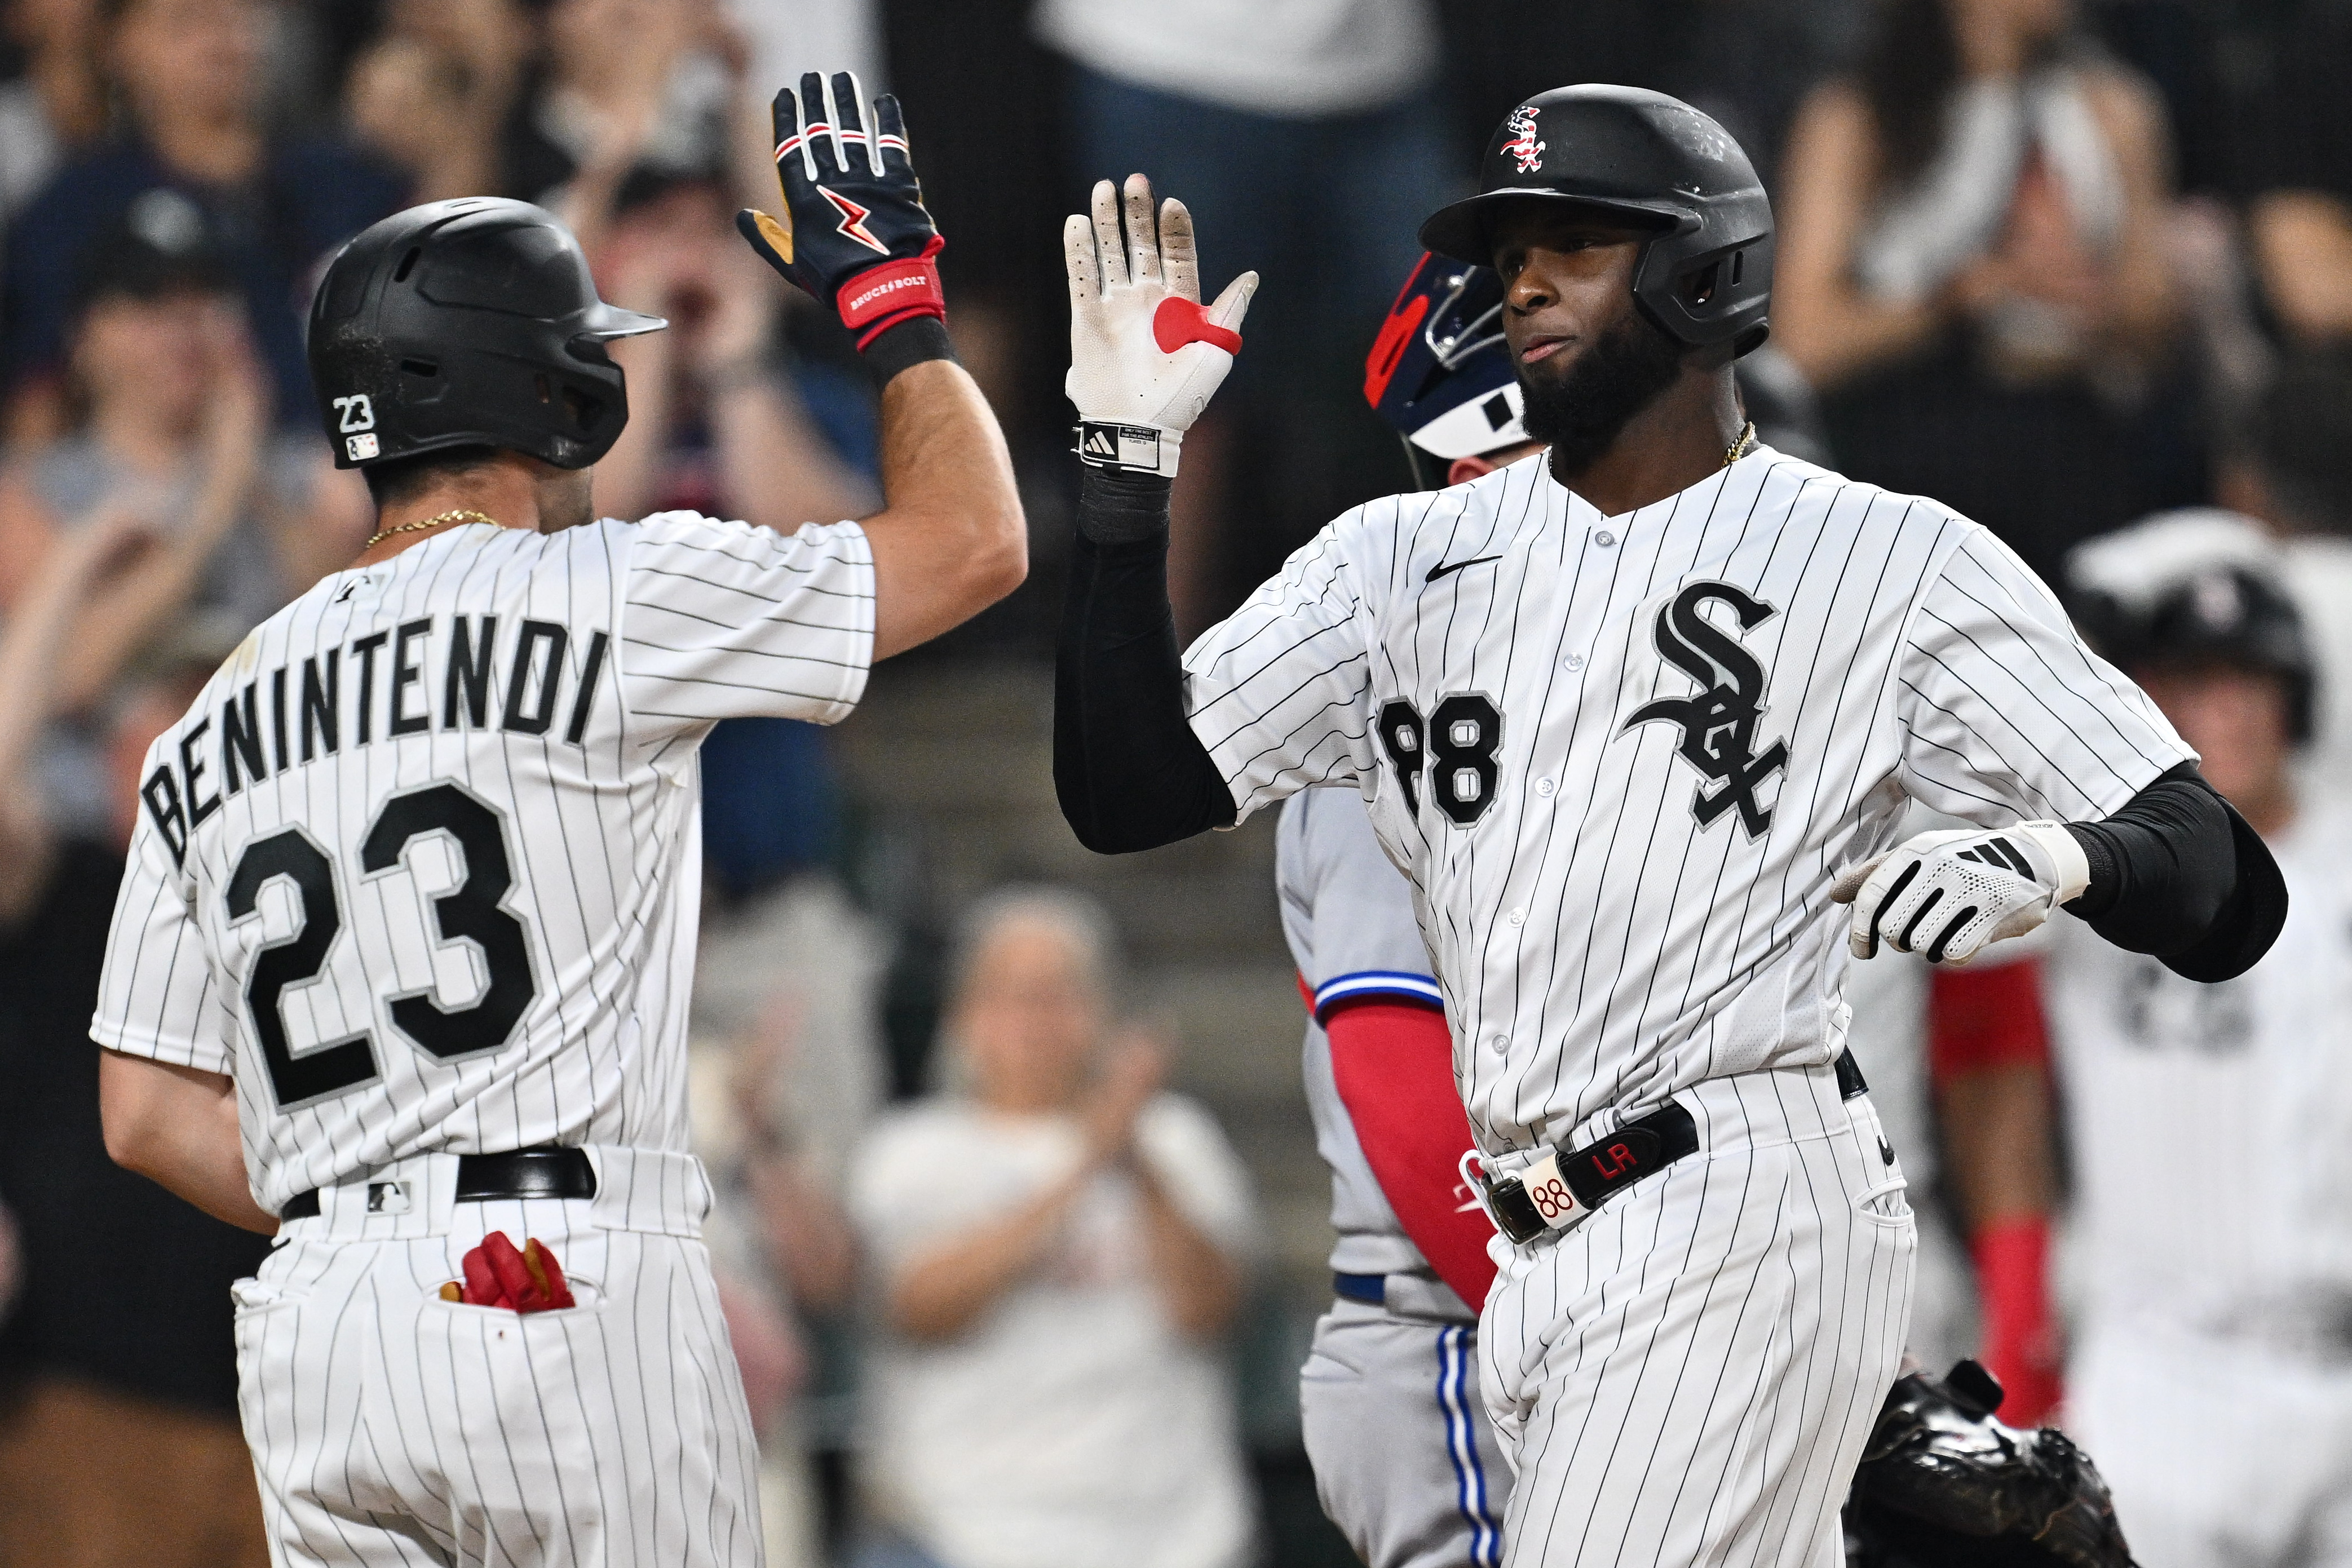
[2075,561,2317,745]
[1419,85,1773,358]
[307,198,665,471]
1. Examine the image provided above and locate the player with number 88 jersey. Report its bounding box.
[1057,85,2282,1567]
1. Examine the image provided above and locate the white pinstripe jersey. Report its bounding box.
[1184,446,2191,1155]
[2044,793,2352,1334]
[91,512,874,1213]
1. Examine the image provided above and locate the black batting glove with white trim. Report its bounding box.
[1833,822,2090,965]
[736,72,945,351]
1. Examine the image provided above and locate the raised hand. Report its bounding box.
[736,71,945,348]
[1081,1027,1168,1167]
[1064,173,1256,477]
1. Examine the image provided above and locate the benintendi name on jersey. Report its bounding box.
[136,611,611,864]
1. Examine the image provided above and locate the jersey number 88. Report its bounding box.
[1379,693,1504,826]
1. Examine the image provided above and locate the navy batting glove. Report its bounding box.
[737,72,946,352]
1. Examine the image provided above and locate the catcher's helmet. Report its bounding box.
[2076,560,2316,745]
[1419,85,1773,358]
[307,198,665,471]
[1364,254,1529,490]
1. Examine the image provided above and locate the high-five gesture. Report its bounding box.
[1065,174,1257,477]
[737,71,945,349]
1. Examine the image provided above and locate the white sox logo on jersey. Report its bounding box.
[1621,581,1788,837]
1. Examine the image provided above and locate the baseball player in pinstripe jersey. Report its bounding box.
[1055,85,2283,1567]
[2045,519,2352,1568]
[91,74,1022,1567]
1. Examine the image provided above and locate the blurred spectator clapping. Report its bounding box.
[0,498,154,920]
[2249,2,2352,345]
[848,890,1258,1568]
[0,488,274,1562]
[509,0,763,243]
[0,0,107,235]
[1775,0,2177,394]
[342,0,535,203]
[0,211,365,651]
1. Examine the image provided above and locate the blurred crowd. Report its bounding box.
[0,1,2347,1566]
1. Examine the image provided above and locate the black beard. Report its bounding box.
[1516,308,1687,475]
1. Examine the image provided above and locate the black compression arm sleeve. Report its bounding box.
[2063,762,2286,980]
[1054,469,1238,853]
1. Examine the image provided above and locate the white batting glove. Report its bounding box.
[1831,822,2090,965]
[1064,172,1257,479]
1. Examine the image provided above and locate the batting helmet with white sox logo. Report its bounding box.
[1419,84,1775,357]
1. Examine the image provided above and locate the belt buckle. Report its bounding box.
[1463,1147,1586,1246]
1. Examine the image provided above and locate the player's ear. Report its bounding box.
[1448,455,1499,486]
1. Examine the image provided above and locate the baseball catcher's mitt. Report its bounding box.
[1846,1360,2138,1568]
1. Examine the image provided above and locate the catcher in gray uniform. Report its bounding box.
[1283,785,1506,1568]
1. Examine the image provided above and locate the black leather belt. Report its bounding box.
[1334,1272,1387,1305]
[278,1147,595,1221]
[1479,1101,1701,1245]
[1476,1048,1871,1247]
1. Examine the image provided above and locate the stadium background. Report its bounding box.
[0,1,2347,1565]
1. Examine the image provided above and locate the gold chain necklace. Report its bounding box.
[1723,420,1757,468]
[364,508,502,552]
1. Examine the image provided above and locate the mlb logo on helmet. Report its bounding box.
[1501,105,1545,174]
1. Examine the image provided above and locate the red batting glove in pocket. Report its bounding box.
[441,1232,577,1313]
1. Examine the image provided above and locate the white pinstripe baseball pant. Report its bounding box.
[1479,1066,1915,1568]
[232,1150,763,1567]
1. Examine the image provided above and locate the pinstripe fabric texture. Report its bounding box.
[90,508,872,1568]
[1183,448,2174,1564]
[1479,1071,1915,1568]
[1183,447,2189,1158]
[91,512,873,1212]
[235,1193,761,1567]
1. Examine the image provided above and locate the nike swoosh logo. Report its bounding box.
[1426,555,1501,584]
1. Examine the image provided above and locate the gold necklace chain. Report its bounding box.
[364,508,502,552]
[1723,420,1757,468]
